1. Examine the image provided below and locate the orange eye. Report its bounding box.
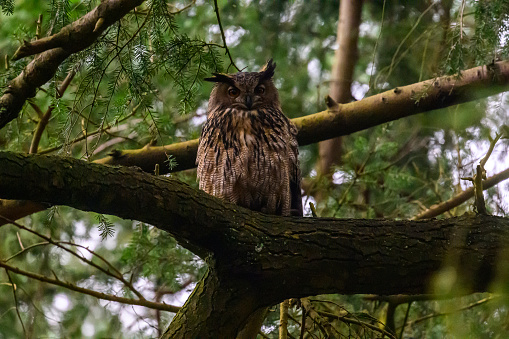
[255,86,265,95]
[228,87,239,97]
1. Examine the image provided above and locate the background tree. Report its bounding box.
[1,0,509,337]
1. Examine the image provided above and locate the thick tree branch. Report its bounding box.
[1,151,509,297]
[97,60,509,173]
[2,151,509,337]
[0,0,145,129]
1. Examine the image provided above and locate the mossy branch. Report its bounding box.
[97,60,509,173]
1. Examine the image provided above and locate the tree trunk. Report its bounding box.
[161,266,265,338]
[317,0,362,177]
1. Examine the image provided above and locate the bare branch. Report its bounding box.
[3,217,146,300]
[4,270,26,336]
[401,295,496,329]
[212,0,239,72]
[0,260,180,313]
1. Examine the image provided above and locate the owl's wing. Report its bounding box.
[290,171,303,216]
[289,123,302,217]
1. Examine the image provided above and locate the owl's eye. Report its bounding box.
[255,85,265,95]
[228,87,240,97]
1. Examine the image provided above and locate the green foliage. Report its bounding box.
[0,0,13,15]
[120,223,204,290]
[95,214,115,240]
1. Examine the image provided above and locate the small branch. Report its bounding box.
[316,309,396,339]
[363,294,458,304]
[29,69,77,154]
[27,100,43,119]
[385,301,397,335]
[299,307,306,339]
[29,106,53,154]
[4,270,26,336]
[38,105,141,155]
[402,295,496,328]
[459,0,467,40]
[460,132,502,215]
[300,298,333,338]
[5,241,49,262]
[56,69,76,98]
[169,0,196,14]
[399,302,412,339]
[2,216,145,300]
[212,0,239,72]
[279,300,289,339]
[411,166,509,220]
[480,132,502,169]
[473,165,487,214]
[0,260,180,313]
[35,14,43,40]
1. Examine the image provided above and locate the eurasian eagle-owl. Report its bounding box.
[197,59,302,217]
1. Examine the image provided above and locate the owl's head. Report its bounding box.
[205,59,280,111]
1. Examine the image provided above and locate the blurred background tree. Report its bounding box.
[1,0,509,337]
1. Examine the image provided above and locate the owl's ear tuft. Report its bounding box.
[260,59,276,80]
[204,73,235,85]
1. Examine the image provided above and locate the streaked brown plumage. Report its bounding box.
[197,59,302,217]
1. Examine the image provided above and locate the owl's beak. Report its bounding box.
[245,95,253,109]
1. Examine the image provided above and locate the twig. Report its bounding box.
[480,132,502,169]
[460,132,502,215]
[411,166,509,220]
[5,242,49,262]
[309,202,318,217]
[316,309,396,339]
[38,104,141,154]
[399,301,412,339]
[212,0,239,72]
[459,0,467,40]
[384,1,438,83]
[299,307,307,339]
[29,106,53,154]
[363,294,459,303]
[35,14,43,40]
[169,0,196,14]
[29,69,77,154]
[401,295,496,328]
[2,216,145,300]
[56,69,76,98]
[0,260,180,313]
[301,298,333,338]
[4,270,26,336]
[472,165,487,214]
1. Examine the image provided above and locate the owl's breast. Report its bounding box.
[197,107,298,215]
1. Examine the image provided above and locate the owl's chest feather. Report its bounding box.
[197,107,298,215]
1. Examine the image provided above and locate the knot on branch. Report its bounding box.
[325,95,339,111]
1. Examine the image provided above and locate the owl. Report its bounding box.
[197,59,302,217]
